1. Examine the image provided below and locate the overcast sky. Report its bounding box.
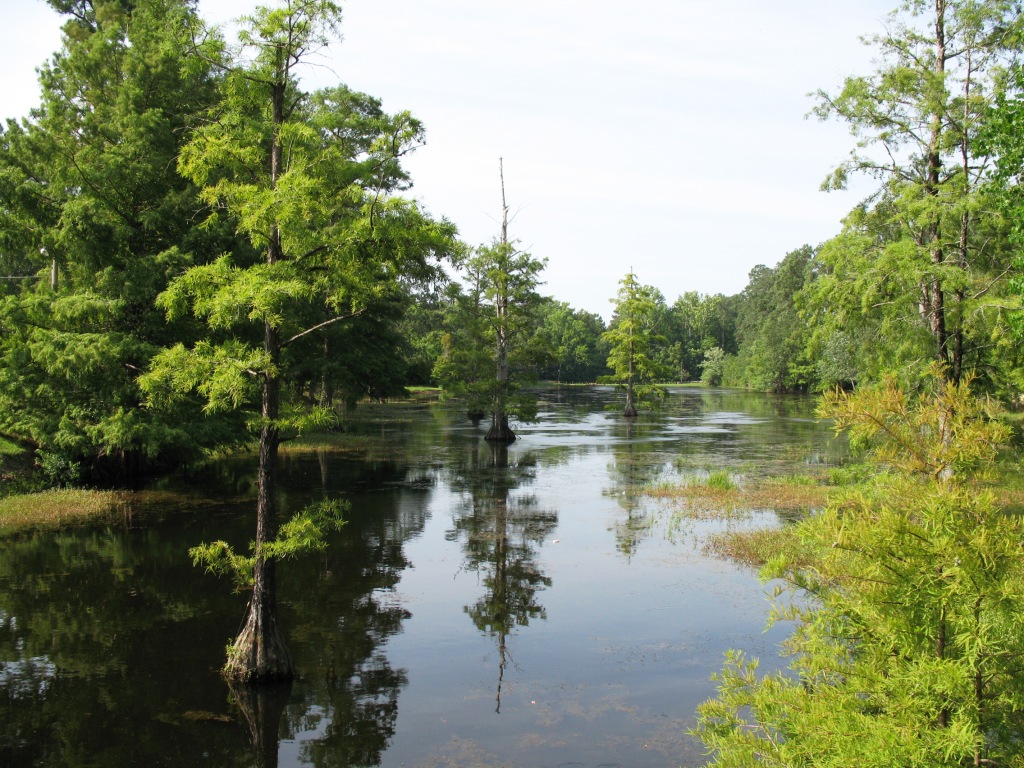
[3,0,896,319]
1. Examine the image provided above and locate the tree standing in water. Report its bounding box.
[435,160,547,442]
[143,0,455,681]
[602,272,669,417]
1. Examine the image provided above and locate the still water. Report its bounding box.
[0,387,843,767]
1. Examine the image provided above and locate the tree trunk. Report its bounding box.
[623,384,638,418]
[623,333,638,417]
[951,46,972,386]
[485,411,516,443]
[485,158,516,444]
[226,70,294,681]
[225,320,295,683]
[924,0,951,374]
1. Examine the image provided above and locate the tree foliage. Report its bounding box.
[808,0,1024,389]
[536,298,608,383]
[601,272,671,416]
[661,291,737,382]
[433,240,547,439]
[729,246,819,392]
[0,0,237,478]
[693,373,1024,767]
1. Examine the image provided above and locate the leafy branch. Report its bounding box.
[189,498,348,590]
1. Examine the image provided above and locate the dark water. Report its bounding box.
[0,387,843,768]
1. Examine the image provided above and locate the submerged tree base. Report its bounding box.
[485,413,516,443]
[622,404,638,418]
[224,608,295,683]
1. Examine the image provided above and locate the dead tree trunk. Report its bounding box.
[486,158,516,443]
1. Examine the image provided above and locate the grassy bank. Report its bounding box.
[0,488,129,533]
[1,435,132,533]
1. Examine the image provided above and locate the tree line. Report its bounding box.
[6,0,1024,484]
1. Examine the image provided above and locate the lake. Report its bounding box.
[0,386,843,767]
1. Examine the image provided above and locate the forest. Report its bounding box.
[4,0,1024,765]
[3,0,1024,483]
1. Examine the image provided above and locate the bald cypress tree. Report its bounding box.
[141,0,456,681]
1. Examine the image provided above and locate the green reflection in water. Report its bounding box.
[0,387,844,768]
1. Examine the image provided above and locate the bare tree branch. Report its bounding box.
[281,308,365,348]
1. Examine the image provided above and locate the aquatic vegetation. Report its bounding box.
[645,472,828,517]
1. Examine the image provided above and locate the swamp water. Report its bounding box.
[0,386,844,767]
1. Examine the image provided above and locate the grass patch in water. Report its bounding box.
[276,433,376,455]
[705,470,736,490]
[705,527,796,568]
[646,472,828,518]
[704,524,822,570]
[702,460,1024,568]
[0,488,128,533]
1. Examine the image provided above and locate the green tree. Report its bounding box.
[394,273,462,387]
[810,0,1023,387]
[0,0,235,478]
[699,346,726,386]
[731,246,819,392]
[536,298,607,383]
[981,66,1024,388]
[663,291,729,381]
[435,242,547,440]
[141,0,455,681]
[433,269,495,420]
[601,272,670,417]
[434,164,547,442]
[693,371,1024,766]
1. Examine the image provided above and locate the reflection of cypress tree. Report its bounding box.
[447,440,556,712]
[0,526,252,767]
[605,419,664,558]
[229,680,292,768]
[273,453,422,767]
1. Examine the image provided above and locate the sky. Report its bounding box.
[2,0,897,320]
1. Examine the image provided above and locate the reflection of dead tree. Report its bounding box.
[228,679,293,768]
[450,442,554,714]
[496,632,509,713]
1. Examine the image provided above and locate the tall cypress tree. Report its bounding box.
[142,0,456,681]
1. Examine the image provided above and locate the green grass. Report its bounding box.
[0,488,128,533]
[705,470,737,491]
[645,470,829,519]
[276,432,376,455]
[704,526,797,568]
[770,473,820,487]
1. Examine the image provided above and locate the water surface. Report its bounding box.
[0,386,843,767]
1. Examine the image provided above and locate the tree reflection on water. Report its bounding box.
[446,435,556,712]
